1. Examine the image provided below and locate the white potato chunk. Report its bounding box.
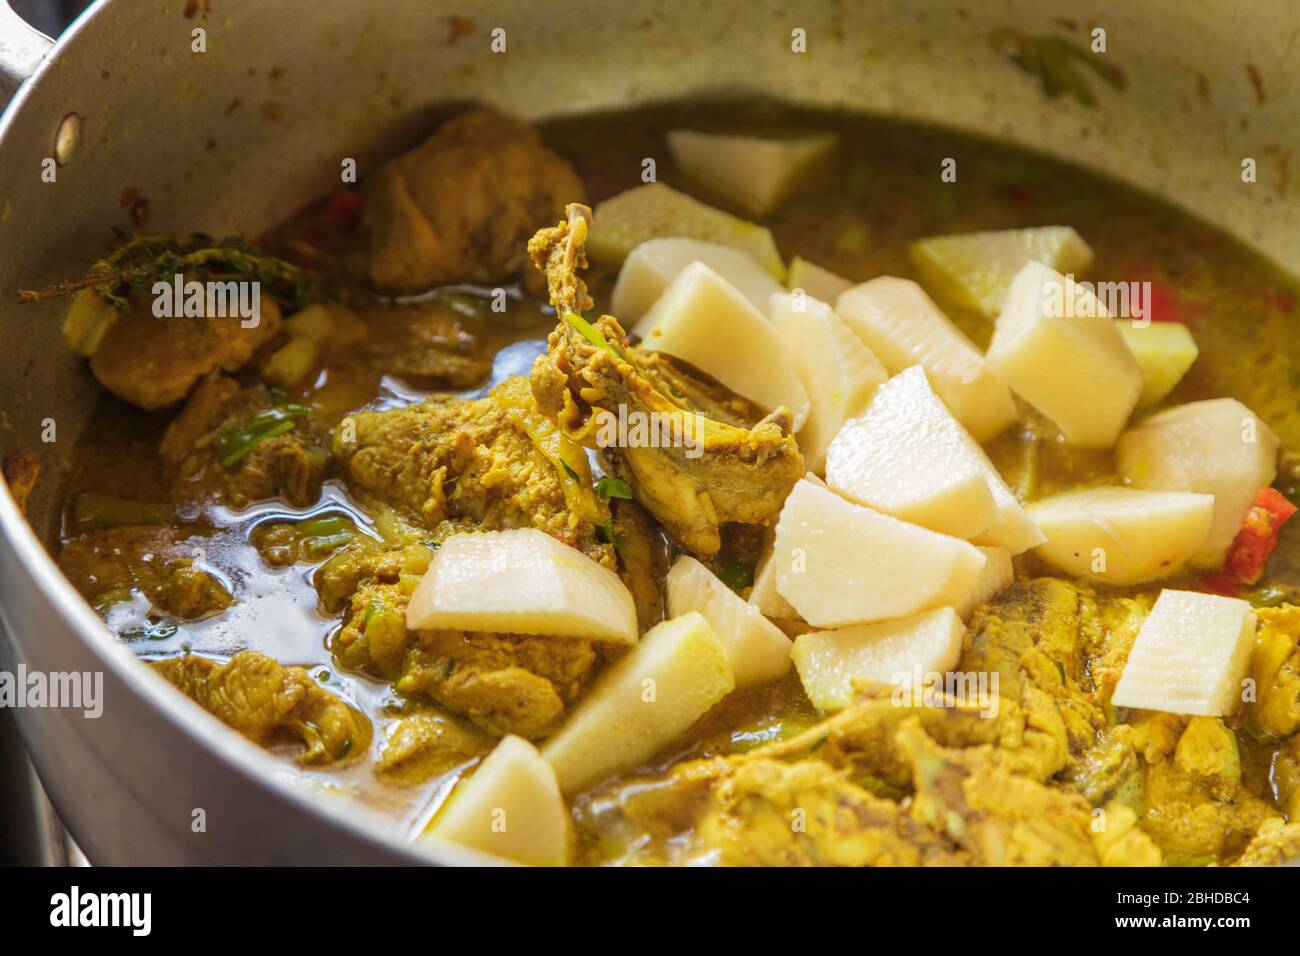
[426,735,569,866]
[749,537,801,621]
[772,478,986,628]
[587,182,785,279]
[986,261,1142,448]
[1025,487,1214,585]
[1115,320,1199,406]
[965,442,1046,554]
[957,546,1014,620]
[792,608,965,712]
[611,237,784,321]
[541,612,735,793]
[632,262,810,429]
[787,256,853,305]
[825,365,997,538]
[770,293,888,474]
[1111,589,1257,716]
[666,556,792,684]
[667,130,839,214]
[1117,398,1279,566]
[405,528,638,644]
[910,226,1094,317]
[835,277,1017,441]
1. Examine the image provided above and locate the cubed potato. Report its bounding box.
[426,735,569,866]
[772,477,986,628]
[749,535,801,621]
[587,182,785,279]
[405,528,638,644]
[835,277,1018,441]
[1111,589,1257,716]
[667,130,839,215]
[611,237,785,321]
[62,288,120,357]
[792,608,965,711]
[1025,487,1214,585]
[1115,320,1199,406]
[666,555,792,684]
[956,546,1014,620]
[541,612,735,793]
[632,262,810,429]
[986,261,1142,448]
[825,365,998,539]
[966,444,1046,554]
[787,256,853,306]
[1117,398,1280,566]
[770,293,888,473]
[909,226,1094,317]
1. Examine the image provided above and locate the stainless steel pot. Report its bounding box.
[1,0,1297,865]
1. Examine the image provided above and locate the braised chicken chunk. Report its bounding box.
[153,651,370,765]
[364,108,584,292]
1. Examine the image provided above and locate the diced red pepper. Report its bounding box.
[1125,277,1182,324]
[318,189,364,231]
[1202,487,1298,594]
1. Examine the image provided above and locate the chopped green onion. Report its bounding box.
[595,477,633,500]
[564,312,621,358]
[75,493,171,528]
[710,557,755,592]
[298,514,353,537]
[597,520,618,545]
[1245,583,1290,608]
[364,601,388,626]
[216,404,311,468]
[92,587,135,610]
[301,532,357,560]
[120,623,179,642]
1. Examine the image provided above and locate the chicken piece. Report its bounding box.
[1092,803,1165,867]
[332,376,613,567]
[397,629,598,740]
[316,538,599,739]
[324,541,434,677]
[1,452,40,516]
[160,372,328,508]
[692,756,966,866]
[58,526,232,619]
[1234,818,1300,866]
[962,578,1111,757]
[375,709,494,784]
[89,292,282,410]
[1250,604,1300,737]
[364,108,584,292]
[896,718,1162,866]
[528,207,805,556]
[759,680,1067,791]
[1138,747,1279,863]
[153,651,370,764]
[609,498,671,630]
[1174,716,1241,780]
[351,300,493,389]
[1062,724,1142,806]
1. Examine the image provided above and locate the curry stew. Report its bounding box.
[30,102,1300,867]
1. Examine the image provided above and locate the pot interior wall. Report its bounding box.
[2,0,1296,546]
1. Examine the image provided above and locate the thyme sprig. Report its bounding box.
[16,232,322,313]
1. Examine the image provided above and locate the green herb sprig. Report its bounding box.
[17,232,321,314]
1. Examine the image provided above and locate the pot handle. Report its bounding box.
[0,0,54,107]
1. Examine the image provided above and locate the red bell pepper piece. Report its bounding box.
[1203,487,1298,594]
[318,189,364,231]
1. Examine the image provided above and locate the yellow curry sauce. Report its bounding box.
[52,100,1300,865]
